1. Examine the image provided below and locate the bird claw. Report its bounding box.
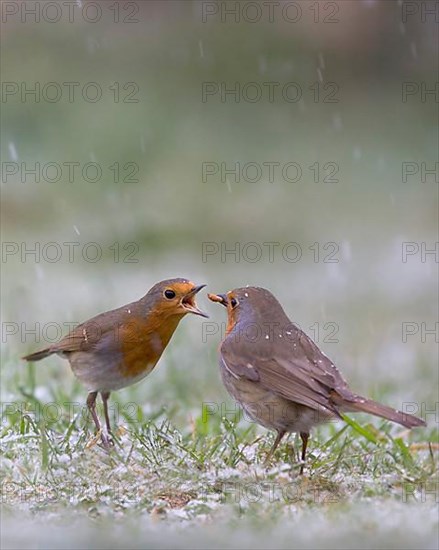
[263,452,275,467]
[100,432,114,449]
[86,430,114,450]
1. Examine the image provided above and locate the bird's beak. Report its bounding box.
[181,285,209,318]
[208,293,228,307]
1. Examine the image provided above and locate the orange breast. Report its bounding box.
[118,314,182,378]
[225,310,238,336]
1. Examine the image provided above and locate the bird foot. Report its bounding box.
[86,430,114,450]
[100,432,114,449]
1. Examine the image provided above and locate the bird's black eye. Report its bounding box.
[164,289,176,299]
[230,297,238,308]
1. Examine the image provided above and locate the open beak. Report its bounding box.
[181,285,209,318]
[208,293,228,307]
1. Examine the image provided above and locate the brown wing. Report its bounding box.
[221,329,352,415]
[51,304,138,355]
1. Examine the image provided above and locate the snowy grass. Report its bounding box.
[1,294,438,549]
[1,396,438,549]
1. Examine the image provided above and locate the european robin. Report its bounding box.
[23,278,207,447]
[208,287,426,473]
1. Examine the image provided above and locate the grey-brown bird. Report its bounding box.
[208,287,426,473]
[23,278,207,447]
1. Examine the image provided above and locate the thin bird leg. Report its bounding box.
[86,391,110,449]
[299,432,309,475]
[101,391,112,434]
[100,391,114,448]
[265,430,286,464]
[86,391,101,433]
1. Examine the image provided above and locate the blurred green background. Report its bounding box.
[1,1,438,547]
[2,0,437,399]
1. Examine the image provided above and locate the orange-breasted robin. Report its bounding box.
[208,286,426,473]
[23,278,207,447]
